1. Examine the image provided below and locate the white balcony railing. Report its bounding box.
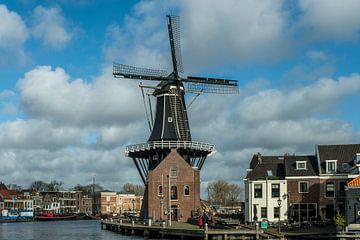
[125,141,214,155]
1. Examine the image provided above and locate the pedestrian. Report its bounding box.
[198,214,203,229]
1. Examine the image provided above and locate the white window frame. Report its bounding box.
[325,181,335,198]
[326,160,337,173]
[298,181,309,193]
[356,153,360,165]
[296,161,307,170]
[170,168,177,177]
[271,183,280,198]
[254,183,263,198]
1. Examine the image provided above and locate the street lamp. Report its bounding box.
[277,198,282,233]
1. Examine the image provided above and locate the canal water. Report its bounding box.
[0,220,143,240]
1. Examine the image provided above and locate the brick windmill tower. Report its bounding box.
[113,15,238,223]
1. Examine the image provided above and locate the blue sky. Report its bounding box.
[1,0,360,194]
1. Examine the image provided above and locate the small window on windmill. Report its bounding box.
[168,117,173,122]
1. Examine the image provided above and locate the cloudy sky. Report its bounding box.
[1,0,360,196]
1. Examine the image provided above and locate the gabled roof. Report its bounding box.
[246,155,285,180]
[284,155,318,177]
[348,176,360,187]
[317,144,360,173]
[0,189,14,200]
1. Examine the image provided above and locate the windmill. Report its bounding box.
[113,15,238,184]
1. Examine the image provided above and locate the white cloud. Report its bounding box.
[0,119,82,150]
[31,5,73,49]
[0,147,141,190]
[17,65,144,127]
[299,0,360,41]
[0,4,29,65]
[238,74,360,123]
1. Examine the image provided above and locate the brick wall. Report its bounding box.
[144,149,201,222]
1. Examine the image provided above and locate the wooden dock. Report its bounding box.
[101,219,267,240]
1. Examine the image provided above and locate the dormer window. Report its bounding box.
[296,161,307,170]
[356,153,360,166]
[326,160,337,173]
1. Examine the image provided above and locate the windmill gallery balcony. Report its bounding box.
[125,140,214,155]
[125,140,215,184]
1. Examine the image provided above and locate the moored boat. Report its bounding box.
[34,213,77,221]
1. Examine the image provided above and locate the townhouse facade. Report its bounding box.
[100,191,143,216]
[0,185,93,217]
[244,144,360,224]
[244,155,288,223]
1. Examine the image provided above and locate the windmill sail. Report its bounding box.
[113,63,168,80]
[168,15,183,76]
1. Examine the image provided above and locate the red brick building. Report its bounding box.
[143,149,201,222]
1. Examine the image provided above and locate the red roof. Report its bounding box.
[0,189,12,200]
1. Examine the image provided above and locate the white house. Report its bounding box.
[244,154,288,223]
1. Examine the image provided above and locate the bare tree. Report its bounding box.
[207,180,242,207]
[29,181,49,191]
[122,183,145,196]
[48,180,64,191]
[228,183,242,208]
[207,180,230,206]
[6,183,22,191]
[73,183,103,196]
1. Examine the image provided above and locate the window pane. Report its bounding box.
[326,182,335,197]
[171,186,177,200]
[271,184,280,198]
[299,182,308,193]
[261,207,267,218]
[184,186,190,196]
[254,184,262,198]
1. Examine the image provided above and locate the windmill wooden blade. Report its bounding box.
[167,15,183,76]
[186,82,239,94]
[183,76,239,94]
[113,63,168,81]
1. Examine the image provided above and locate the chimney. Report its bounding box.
[257,152,262,164]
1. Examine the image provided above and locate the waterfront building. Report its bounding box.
[244,143,360,224]
[100,192,142,216]
[40,191,61,214]
[244,154,288,223]
[117,193,142,215]
[80,195,93,215]
[59,191,78,214]
[0,185,34,219]
[345,175,360,229]
[100,192,117,215]
[284,155,319,223]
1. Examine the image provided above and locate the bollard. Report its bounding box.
[205,223,208,232]
[255,222,259,240]
[132,220,135,226]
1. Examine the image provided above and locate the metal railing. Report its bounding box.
[125,141,215,155]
